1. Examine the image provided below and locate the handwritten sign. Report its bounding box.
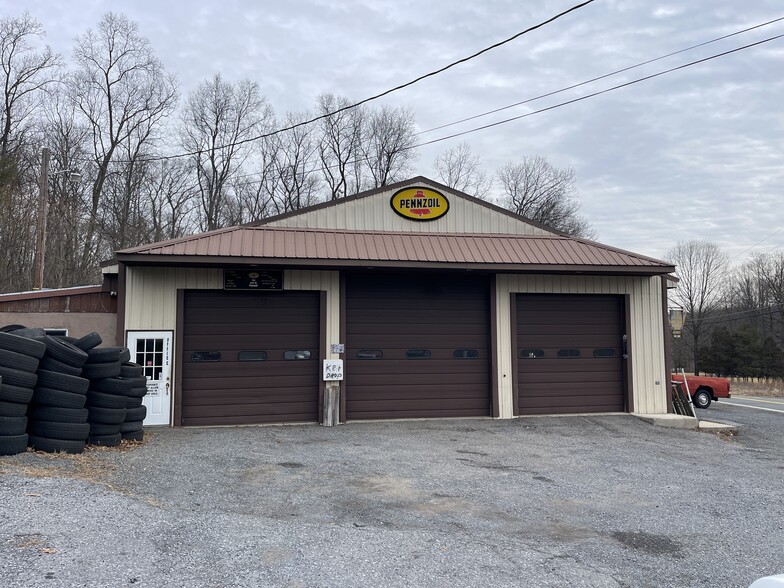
[323,359,344,381]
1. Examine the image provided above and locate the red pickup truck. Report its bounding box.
[671,374,731,409]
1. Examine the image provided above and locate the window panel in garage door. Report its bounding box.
[516,294,624,415]
[346,272,491,420]
[181,290,320,426]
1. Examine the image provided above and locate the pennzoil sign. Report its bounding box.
[390,187,450,221]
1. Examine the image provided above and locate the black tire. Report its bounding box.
[74,332,102,351]
[28,434,85,454]
[55,335,78,344]
[120,362,143,378]
[82,361,121,380]
[0,401,28,417]
[13,328,47,338]
[128,386,148,398]
[27,406,88,424]
[0,331,46,358]
[125,405,147,421]
[127,375,148,388]
[86,390,127,409]
[693,389,712,409]
[38,356,83,376]
[88,433,122,447]
[90,377,132,395]
[27,421,89,441]
[0,433,28,455]
[0,348,40,373]
[0,416,27,435]
[0,365,37,388]
[32,387,87,409]
[0,324,26,332]
[119,420,144,433]
[36,370,89,394]
[89,422,120,435]
[121,430,144,441]
[86,347,123,363]
[125,396,144,408]
[39,336,88,368]
[0,383,34,404]
[119,348,131,363]
[87,406,126,425]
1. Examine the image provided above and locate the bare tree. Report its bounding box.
[265,112,320,214]
[433,141,491,198]
[667,240,729,374]
[68,12,177,271]
[497,155,594,238]
[0,12,61,159]
[315,94,364,200]
[144,160,197,242]
[180,74,272,230]
[360,105,416,188]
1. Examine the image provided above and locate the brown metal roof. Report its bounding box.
[116,226,673,274]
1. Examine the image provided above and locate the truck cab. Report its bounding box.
[671,374,731,409]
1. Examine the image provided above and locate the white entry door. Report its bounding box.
[126,331,173,426]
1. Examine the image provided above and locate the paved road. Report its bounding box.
[721,396,784,415]
[2,414,784,588]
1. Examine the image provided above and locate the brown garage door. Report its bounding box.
[346,272,491,420]
[181,290,320,426]
[516,294,625,415]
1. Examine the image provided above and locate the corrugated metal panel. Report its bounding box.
[120,226,671,271]
[496,274,666,418]
[265,186,554,235]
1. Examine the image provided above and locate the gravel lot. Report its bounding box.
[1,412,783,588]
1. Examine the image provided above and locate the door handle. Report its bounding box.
[622,334,628,359]
[165,381,170,396]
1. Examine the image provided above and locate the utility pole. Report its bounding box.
[32,147,50,290]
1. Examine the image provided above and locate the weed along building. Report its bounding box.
[113,177,675,427]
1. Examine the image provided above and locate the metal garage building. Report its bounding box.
[113,177,674,427]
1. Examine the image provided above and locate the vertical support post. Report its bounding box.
[32,147,51,290]
[322,383,340,426]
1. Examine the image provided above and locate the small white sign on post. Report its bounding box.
[330,343,345,354]
[323,359,344,381]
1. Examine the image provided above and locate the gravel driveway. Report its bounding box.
[1,414,783,587]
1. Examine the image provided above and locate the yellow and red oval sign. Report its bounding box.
[390,187,450,222]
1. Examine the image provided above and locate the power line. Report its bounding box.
[730,226,784,262]
[67,29,784,184]
[416,15,784,136]
[106,0,597,164]
[411,33,784,149]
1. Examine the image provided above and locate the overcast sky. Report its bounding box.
[6,0,784,263]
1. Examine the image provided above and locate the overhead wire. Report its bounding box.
[416,16,784,135]
[100,0,597,164]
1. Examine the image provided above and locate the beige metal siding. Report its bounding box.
[124,267,341,426]
[266,184,554,235]
[496,274,666,417]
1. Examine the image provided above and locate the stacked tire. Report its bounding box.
[83,343,134,447]
[27,335,90,454]
[0,330,46,455]
[119,362,147,441]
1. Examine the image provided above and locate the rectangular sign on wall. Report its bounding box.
[223,269,283,291]
[323,359,344,381]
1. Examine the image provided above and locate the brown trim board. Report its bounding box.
[489,276,499,418]
[116,262,126,347]
[623,294,634,413]
[174,289,185,427]
[339,271,347,424]
[510,292,519,417]
[661,276,674,413]
[319,290,327,424]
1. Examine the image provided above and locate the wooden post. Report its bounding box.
[32,147,51,290]
[322,384,340,426]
